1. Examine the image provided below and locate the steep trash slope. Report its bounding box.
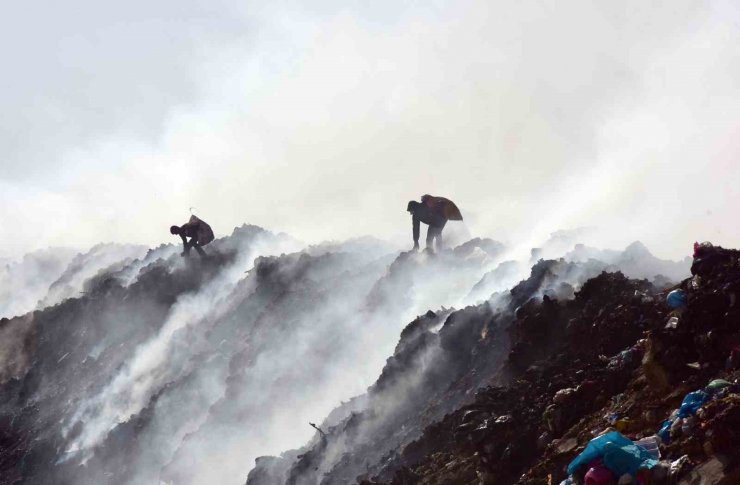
[0,228,512,484]
[255,244,737,485]
[246,258,636,484]
[0,228,706,485]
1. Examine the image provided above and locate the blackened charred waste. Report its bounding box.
[248,243,740,485]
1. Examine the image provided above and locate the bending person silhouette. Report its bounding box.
[170,215,214,258]
[406,194,463,251]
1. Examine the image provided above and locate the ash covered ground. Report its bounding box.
[2,225,737,485]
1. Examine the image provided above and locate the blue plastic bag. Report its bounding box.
[657,419,673,444]
[677,390,709,418]
[666,289,687,309]
[603,441,658,477]
[567,431,658,477]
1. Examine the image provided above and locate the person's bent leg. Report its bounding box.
[435,221,447,251]
[427,225,440,249]
[435,229,444,251]
[194,243,206,258]
[426,225,436,249]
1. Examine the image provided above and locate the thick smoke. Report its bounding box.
[65,228,303,460]
[0,226,515,483]
[243,238,690,484]
[0,244,151,320]
[40,243,149,308]
[155,241,512,485]
[0,221,692,485]
[0,248,77,318]
[3,1,740,258]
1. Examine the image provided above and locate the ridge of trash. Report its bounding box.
[248,243,739,485]
[2,230,725,485]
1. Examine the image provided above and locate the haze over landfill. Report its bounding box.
[2,2,740,485]
[3,0,740,259]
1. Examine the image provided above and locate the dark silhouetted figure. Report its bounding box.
[170,215,214,258]
[406,194,463,251]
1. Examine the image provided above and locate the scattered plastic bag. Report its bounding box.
[634,436,660,460]
[584,460,616,485]
[666,289,687,309]
[705,379,732,393]
[657,420,672,444]
[664,316,679,329]
[602,440,658,478]
[677,390,709,418]
[668,455,691,478]
[614,418,631,433]
[567,431,657,477]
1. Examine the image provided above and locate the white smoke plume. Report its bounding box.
[0,225,500,484]
[0,221,690,485]
[0,248,77,319]
[65,229,303,459]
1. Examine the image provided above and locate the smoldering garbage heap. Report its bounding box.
[0,230,729,485]
[244,259,621,484]
[0,225,511,485]
[0,224,285,485]
[0,232,259,481]
[250,246,740,485]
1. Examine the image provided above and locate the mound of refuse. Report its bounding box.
[0,225,286,485]
[0,228,709,485]
[0,227,518,484]
[249,244,737,485]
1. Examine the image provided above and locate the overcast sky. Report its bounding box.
[2,0,739,259]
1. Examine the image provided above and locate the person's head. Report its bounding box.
[170,225,181,235]
[407,201,421,213]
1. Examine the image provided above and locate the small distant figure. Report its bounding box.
[170,215,214,258]
[406,194,463,251]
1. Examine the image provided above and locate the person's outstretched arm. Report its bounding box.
[179,233,189,253]
[412,215,420,249]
